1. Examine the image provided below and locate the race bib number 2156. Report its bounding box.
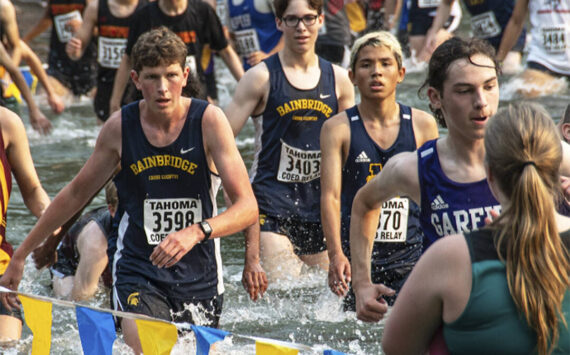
[143,198,202,245]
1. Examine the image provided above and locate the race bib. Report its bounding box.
[143,198,202,245]
[277,141,321,183]
[418,0,440,8]
[541,25,568,54]
[54,10,82,43]
[185,55,197,76]
[375,197,408,243]
[98,37,127,68]
[216,0,228,26]
[234,29,261,56]
[470,11,501,39]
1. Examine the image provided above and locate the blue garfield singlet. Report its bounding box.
[418,139,501,249]
[227,0,282,70]
[340,104,422,271]
[113,99,223,299]
[251,54,338,222]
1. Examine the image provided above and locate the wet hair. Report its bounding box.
[104,181,118,208]
[273,0,323,19]
[131,26,200,98]
[131,27,187,73]
[349,31,403,73]
[485,102,569,355]
[419,37,499,127]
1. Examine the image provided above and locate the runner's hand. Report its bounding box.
[354,283,395,323]
[242,259,268,301]
[0,258,25,311]
[32,236,60,269]
[150,225,201,268]
[47,93,65,114]
[29,108,52,135]
[246,51,269,67]
[65,37,83,61]
[328,253,351,296]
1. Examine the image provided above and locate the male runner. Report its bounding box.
[421,0,525,74]
[320,31,438,310]
[31,182,118,301]
[65,0,147,122]
[0,27,258,353]
[226,0,284,70]
[0,0,64,115]
[497,0,570,97]
[224,0,354,281]
[23,0,98,97]
[349,37,502,322]
[109,0,244,112]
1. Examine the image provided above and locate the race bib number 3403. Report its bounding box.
[375,197,409,243]
[144,198,202,245]
[277,141,321,183]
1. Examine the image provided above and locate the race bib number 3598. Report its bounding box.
[277,141,321,183]
[143,198,202,245]
[375,197,408,243]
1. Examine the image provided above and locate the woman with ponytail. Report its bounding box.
[381,102,570,355]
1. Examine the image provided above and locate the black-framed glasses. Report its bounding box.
[282,15,318,27]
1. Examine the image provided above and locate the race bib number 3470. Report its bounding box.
[375,197,409,243]
[144,198,202,245]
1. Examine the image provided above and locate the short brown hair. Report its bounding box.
[131,27,187,73]
[273,0,323,19]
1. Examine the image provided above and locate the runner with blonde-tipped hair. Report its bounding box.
[321,30,437,310]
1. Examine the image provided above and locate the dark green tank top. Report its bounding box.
[443,228,570,354]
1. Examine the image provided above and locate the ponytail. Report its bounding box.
[485,103,570,355]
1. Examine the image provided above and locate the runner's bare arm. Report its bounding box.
[0,113,121,306]
[23,5,52,43]
[0,44,52,134]
[110,54,131,114]
[20,41,65,114]
[320,113,351,296]
[218,45,245,81]
[333,65,355,112]
[224,63,269,135]
[350,151,419,320]
[66,0,97,60]
[1,0,23,65]
[150,104,258,268]
[411,108,439,148]
[246,35,284,67]
[421,0,453,59]
[1,108,50,218]
[496,0,529,62]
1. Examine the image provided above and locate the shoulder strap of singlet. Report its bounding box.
[187,98,209,120]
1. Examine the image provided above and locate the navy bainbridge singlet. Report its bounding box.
[250,54,339,222]
[113,99,223,299]
[341,104,422,271]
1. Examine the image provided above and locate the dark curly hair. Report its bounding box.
[418,37,500,128]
